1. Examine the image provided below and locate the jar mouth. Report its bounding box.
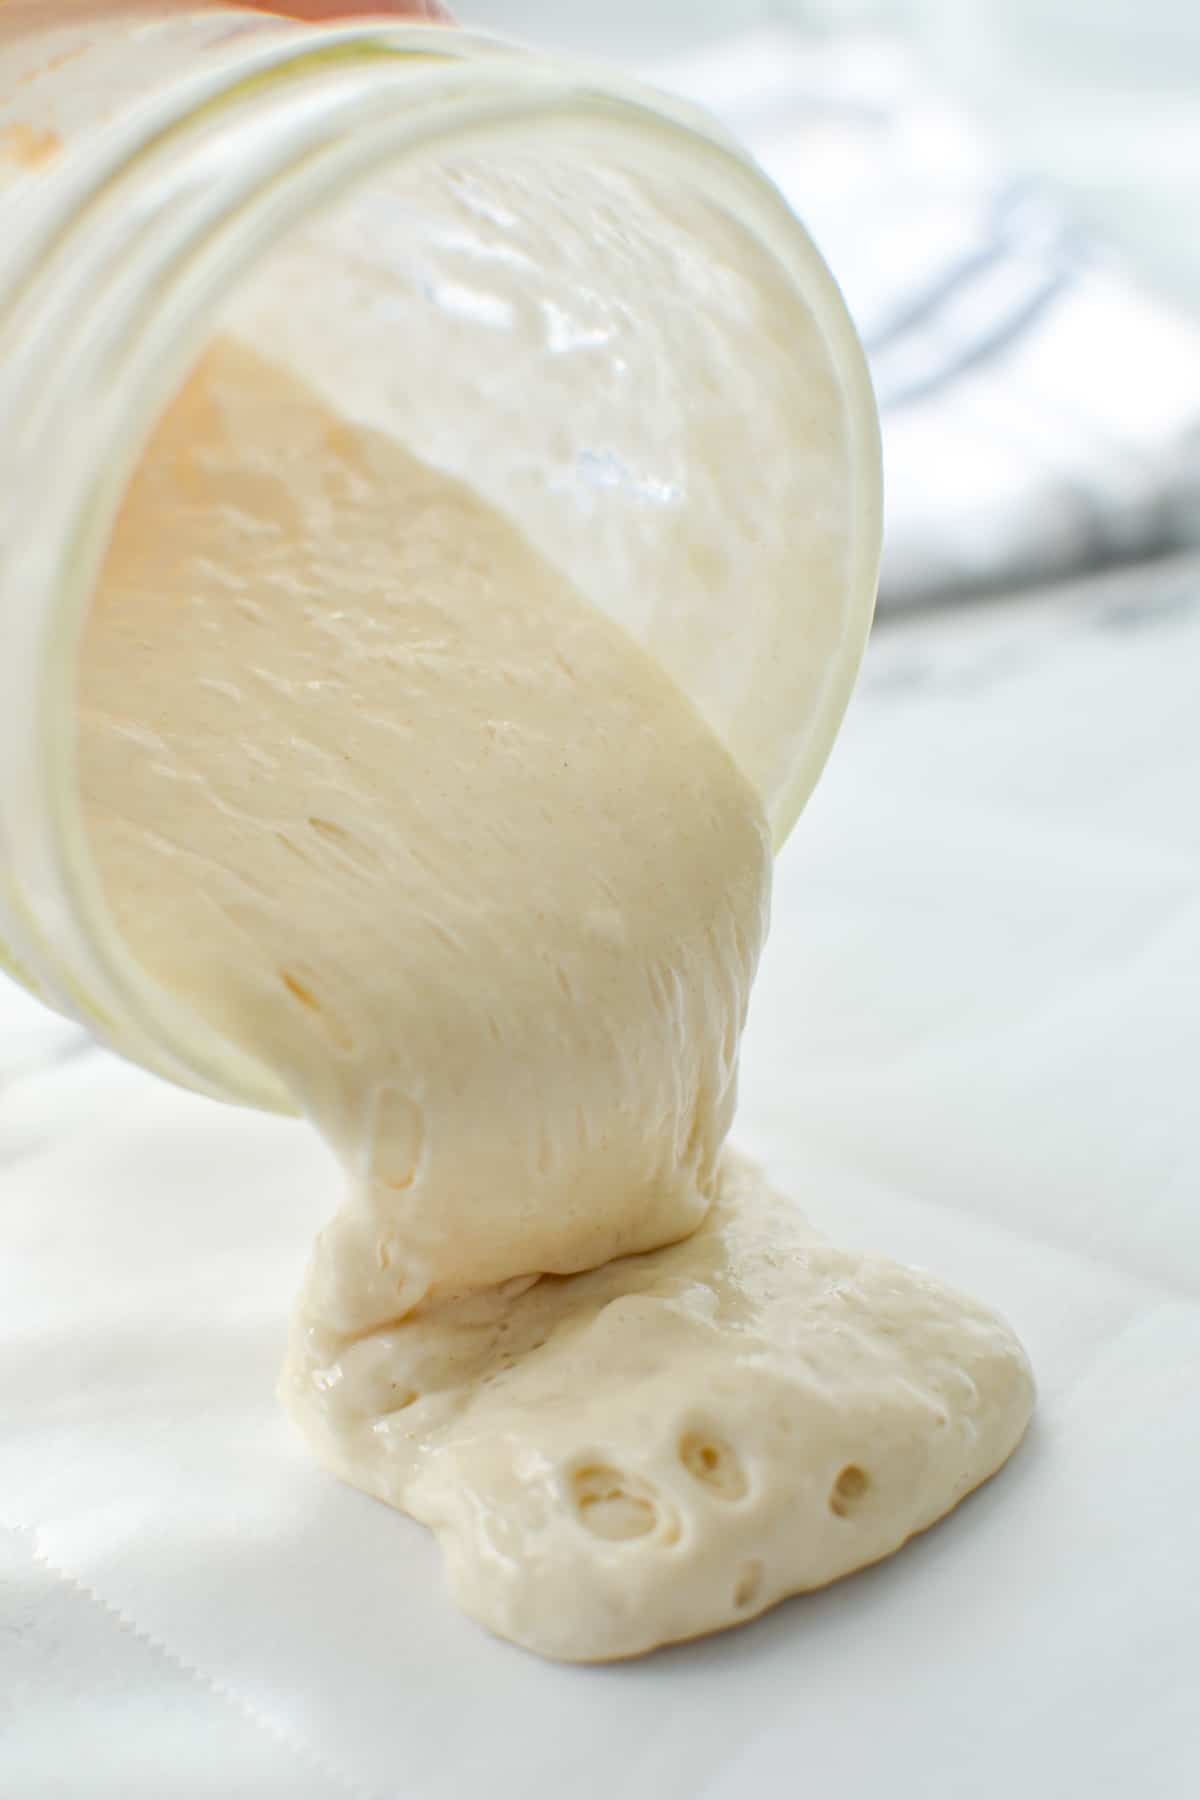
[0,23,879,1109]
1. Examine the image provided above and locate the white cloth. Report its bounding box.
[3,553,1199,1797]
[653,29,1200,604]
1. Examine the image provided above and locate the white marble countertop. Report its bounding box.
[3,554,1199,1798]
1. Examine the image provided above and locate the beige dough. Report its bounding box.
[79,336,1033,1661]
[288,1151,1033,1661]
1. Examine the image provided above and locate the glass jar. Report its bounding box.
[0,0,880,1111]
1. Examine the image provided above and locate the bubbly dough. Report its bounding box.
[288,1151,1033,1661]
[79,336,1033,1661]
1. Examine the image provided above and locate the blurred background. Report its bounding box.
[459,0,1200,608]
[459,0,1200,305]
